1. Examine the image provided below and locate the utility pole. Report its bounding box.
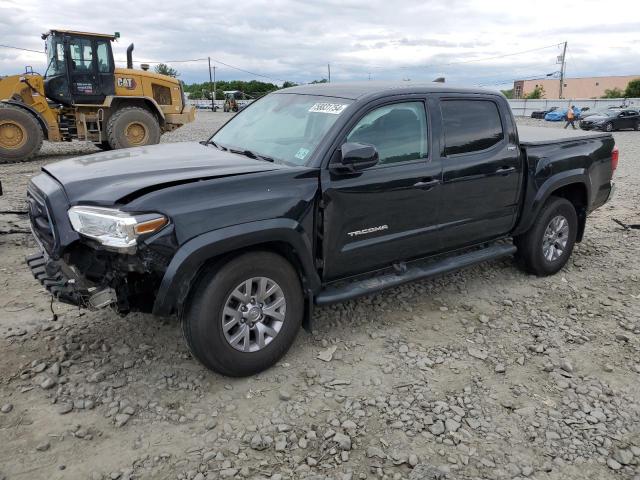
[208,57,215,112]
[327,63,331,83]
[213,65,216,109]
[559,41,567,99]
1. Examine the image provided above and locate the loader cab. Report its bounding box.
[43,30,116,105]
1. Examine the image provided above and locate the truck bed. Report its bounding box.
[518,125,611,146]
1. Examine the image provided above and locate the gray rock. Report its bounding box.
[48,363,61,376]
[1,403,13,414]
[114,414,130,427]
[40,376,56,390]
[333,432,352,450]
[409,464,446,480]
[219,469,238,478]
[250,433,270,451]
[607,458,622,471]
[278,389,291,401]
[612,448,633,466]
[429,421,445,435]
[57,403,73,415]
[366,446,386,459]
[445,419,460,433]
[560,359,573,373]
[36,441,50,452]
[468,347,487,360]
[494,363,506,373]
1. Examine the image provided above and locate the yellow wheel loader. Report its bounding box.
[0,30,195,163]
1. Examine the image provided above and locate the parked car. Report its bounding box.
[531,106,557,119]
[580,109,640,132]
[544,107,583,122]
[26,82,617,376]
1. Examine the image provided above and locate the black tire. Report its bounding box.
[515,196,578,276]
[94,141,112,151]
[182,251,303,377]
[634,121,640,131]
[106,106,161,149]
[0,104,44,163]
[604,122,614,132]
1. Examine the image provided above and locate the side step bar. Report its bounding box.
[315,243,517,305]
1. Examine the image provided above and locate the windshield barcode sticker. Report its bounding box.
[309,103,348,114]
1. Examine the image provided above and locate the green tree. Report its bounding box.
[310,78,328,84]
[282,81,298,88]
[601,87,624,99]
[624,79,640,98]
[501,89,514,99]
[154,63,180,78]
[525,86,545,99]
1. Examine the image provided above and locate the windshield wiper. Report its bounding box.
[229,148,275,163]
[202,139,227,150]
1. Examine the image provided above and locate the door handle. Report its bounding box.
[496,166,516,175]
[413,178,440,190]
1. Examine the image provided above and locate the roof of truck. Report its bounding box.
[276,81,498,100]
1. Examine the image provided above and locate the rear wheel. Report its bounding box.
[0,104,44,163]
[515,196,578,276]
[182,251,303,377]
[106,106,161,149]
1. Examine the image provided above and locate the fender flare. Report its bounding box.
[152,218,320,317]
[103,95,166,122]
[1,100,49,139]
[513,168,591,236]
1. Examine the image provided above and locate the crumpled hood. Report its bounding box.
[43,142,285,204]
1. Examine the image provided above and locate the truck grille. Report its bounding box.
[27,185,56,254]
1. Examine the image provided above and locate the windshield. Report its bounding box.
[44,36,66,77]
[210,93,352,166]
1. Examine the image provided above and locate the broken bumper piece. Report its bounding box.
[26,251,116,309]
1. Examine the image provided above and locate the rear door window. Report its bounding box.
[440,100,504,156]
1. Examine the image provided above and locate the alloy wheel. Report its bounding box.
[221,277,286,352]
[542,215,569,262]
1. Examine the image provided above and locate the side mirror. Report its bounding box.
[331,142,379,174]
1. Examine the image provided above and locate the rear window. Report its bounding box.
[441,100,504,156]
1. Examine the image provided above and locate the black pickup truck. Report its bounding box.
[26,82,617,376]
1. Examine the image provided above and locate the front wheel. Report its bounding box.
[182,252,303,377]
[515,196,578,276]
[634,121,640,131]
[106,106,161,149]
[604,122,614,132]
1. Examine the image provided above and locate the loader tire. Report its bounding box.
[106,106,161,150]
[0,104,44,163]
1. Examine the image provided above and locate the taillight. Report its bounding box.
[611,146,619,174]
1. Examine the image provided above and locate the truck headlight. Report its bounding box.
[68,206,167,251]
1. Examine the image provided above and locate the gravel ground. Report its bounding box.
[0,113,639,480]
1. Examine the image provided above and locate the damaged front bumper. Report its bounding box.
[26,251,117,309]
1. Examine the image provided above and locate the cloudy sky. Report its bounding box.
[1,0,639,89]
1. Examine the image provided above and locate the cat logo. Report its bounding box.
[117,77,137,90]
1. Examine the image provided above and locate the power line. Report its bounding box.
[1,40,563,85]
[113,56,286,83]
[423,43,564,68]
[0,44,44,54]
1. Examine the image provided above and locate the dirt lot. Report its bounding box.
[0,113,638,480]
